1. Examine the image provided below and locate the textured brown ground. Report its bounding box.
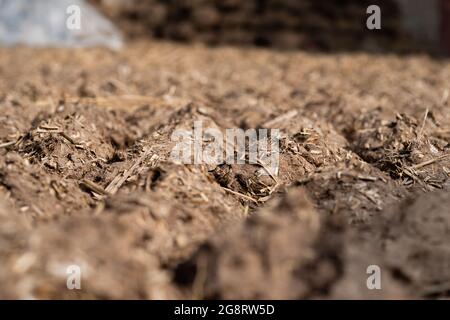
[0,41,449,299]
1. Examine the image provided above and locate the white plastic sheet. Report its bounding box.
[0,0,122,49]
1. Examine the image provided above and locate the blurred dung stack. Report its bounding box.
[90,0,413,52]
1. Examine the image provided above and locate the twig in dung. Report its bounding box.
[256,159,278,184]
[407,154,450,171]
[59,132,77,145]
[0,141,16,148]
[416,108,429,143]
[105,148,153,195]
[80,179,109,197]
[222,187,258,203]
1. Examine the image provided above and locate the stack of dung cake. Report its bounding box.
[90,0,414,52]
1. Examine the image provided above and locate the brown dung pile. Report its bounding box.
[0,43,449,299]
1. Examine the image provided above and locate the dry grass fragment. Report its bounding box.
[407,154,450,171]
[222,187,258,204]
[105,148,155,195]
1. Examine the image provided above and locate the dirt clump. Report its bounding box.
[0,212,176,299]
[374,191,450,298]
[346,110,450,191]
[176,188,409,299]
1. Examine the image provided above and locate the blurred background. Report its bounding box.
[0,0,448,54]
[88,0,449,54]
